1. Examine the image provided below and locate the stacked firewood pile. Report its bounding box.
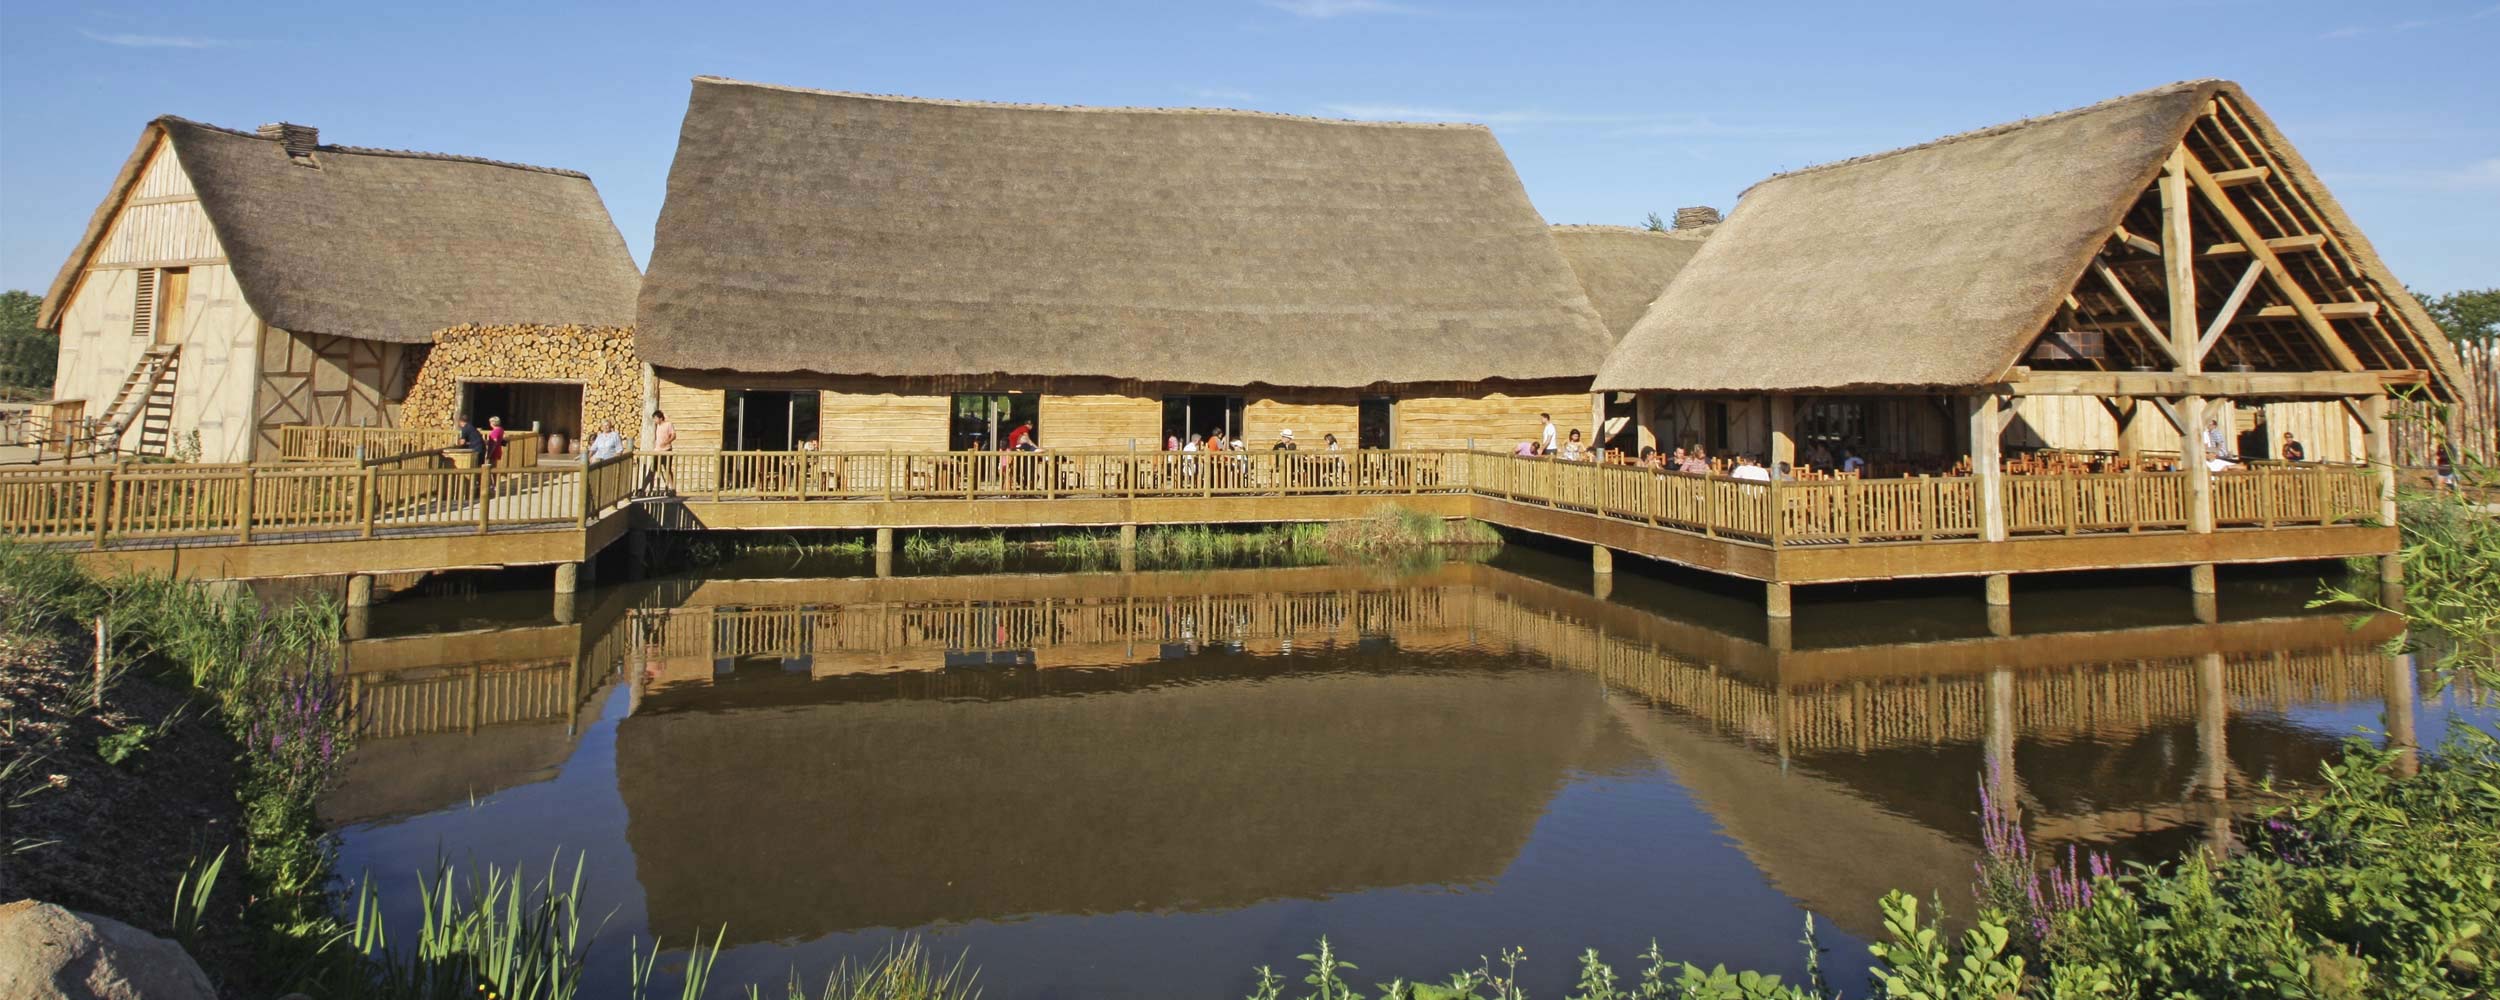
[401,324,644,449]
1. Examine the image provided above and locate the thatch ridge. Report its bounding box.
[638,77,1612,385]
[40,116,641,343]
[150,114,596,178]
[1740,79,2222,195]
[690,74,1490,130]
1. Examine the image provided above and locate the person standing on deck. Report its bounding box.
[588,423,624,462]
[2279,432,2306,462]
[1540,414,1559,455]
[653,412,677,452]
[1272,429,1297,451]
[484,416,507,468]
[455,416,485,461]
[2204,418,2231,461]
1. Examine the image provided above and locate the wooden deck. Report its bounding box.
[3,449,2394,603]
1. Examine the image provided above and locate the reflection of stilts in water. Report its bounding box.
[2195,651,2233,857]
[1986,668,2020,824]
[2385,642,2419,778]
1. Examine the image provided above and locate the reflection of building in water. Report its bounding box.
[333,561,2424,938]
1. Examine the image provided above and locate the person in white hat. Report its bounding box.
[1273,428,1298,451]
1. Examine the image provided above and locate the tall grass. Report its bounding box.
[2318,484,2500,689]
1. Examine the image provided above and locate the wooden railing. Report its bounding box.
[0,461,605,547]
[0,445,2388,553]
[631,449,1470,502]
[277,425,542,468]
[2212,463,2380,528]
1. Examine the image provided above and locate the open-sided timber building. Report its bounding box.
[37,117,642,462]
[636,77,1620,456]
[1590,79,2463,607]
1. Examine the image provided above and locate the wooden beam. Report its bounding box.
[2031,331,2097,362]
[2254,302,2380,321]
[2161,148,2199,373]
[2001,368,2404,399]
[2209,166,2271,188]
[2112,226,2162,256]
[2092,260,2191,370]
[2195,260,2267,363]
[2182,152,2367,372]
[2150,398,2185,435]
[2203,234,2326,257]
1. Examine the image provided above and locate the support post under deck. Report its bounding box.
[1765,581,1792,618]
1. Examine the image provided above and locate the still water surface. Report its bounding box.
[320,550,2491,997]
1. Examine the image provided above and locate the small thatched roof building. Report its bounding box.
[1597,79,2460,396]
[38,116,641,461]
[637,76,1613,452]
[1550,223,1713,341]
[42,116,640,342]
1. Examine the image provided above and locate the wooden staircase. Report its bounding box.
[95,346,181,457]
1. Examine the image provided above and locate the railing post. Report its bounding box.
[237,467,255,543]
[92,471,111,550]
[477,468,492,535]
[360,466,377,538]
[884,448,895,502]
[1768,476,1785,547]
[579,463,594,528]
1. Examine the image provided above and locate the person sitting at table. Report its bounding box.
[1678,446,1711,475]
[2279,432,2305,462]
[1324,433,1342,451]
[587,423,625,462]
[1775,461,1794,481]
[1840,446,1866,475]
[1006,420,1036,452]
[1731,455,1771,481]
[1558,429,1586,461]
[1273,428,1298,451]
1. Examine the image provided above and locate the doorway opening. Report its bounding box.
[952,393,1038,451]
[723,389,819,452]
[1358,397,1395,449]
[463,381,585,449]
[1599,392,1637,455]
[1162,395,1245,448]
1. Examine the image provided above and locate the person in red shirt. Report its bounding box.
[1005,420,1036,451]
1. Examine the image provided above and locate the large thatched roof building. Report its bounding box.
[637,76,1614,452]
[1594,79,2463,467]
[38,117,639,461]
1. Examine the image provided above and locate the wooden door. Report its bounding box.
[155,268,189,345]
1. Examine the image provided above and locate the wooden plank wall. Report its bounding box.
[1399,386,1589,451]
[255,329,407,456]
[1243,389,1357,450]
[1044,392,1161,450]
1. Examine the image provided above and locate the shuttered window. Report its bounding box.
[131,268,157,340]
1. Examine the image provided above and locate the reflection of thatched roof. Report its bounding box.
[616,669,1639,941]
[1550,225,1710,340]
[41,117,641,340]
[1595,80,2462,395]
[636,77,1611,385]
[320,717,582,827]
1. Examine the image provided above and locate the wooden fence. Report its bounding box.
[276,425,542,468]
[2395,338,2498,468]
[0,452,637,547]
[632,449,1468,502]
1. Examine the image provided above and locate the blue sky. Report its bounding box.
[2,0,2493,296]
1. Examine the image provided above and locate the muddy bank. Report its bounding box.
[0,612,252,991]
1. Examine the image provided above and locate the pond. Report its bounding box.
[319,546,2491,998]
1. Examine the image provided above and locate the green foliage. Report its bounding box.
[1642,212,1670,233]
[2416,287,2500,345]
[1248,733,2500,999]
[95,721,159,765]
[2317,486,2500,690]
[743,938,979,1000]
[171,846,228,950]
[0,289,52,400]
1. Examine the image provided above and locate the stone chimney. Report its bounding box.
[256,122,320,162]
[1673,206,1722,230]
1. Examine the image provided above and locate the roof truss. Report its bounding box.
[2016,93,2449,397]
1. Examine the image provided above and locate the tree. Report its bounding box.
[0,290,54,400]
[2416,287,2499,345]
[1640,211,1669,233]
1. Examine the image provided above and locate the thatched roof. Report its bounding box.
[1550,225,1711,340]
[635,77,1612,386]
[1595,80,2464,395]
[40,117,641,341]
